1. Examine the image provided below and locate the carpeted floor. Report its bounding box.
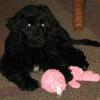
[0,0,100,100]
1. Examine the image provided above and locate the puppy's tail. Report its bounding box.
[71,39,100,47]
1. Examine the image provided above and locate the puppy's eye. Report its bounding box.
[39,19,45,27]
[41,23,45,27]
[27,23,31,27]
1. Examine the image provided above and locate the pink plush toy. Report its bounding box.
[68,66,100,88]
[41,69,66,96]
[41,66,100,95]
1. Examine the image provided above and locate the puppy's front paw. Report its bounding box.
[18,77,39,91]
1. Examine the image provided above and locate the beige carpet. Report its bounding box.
[0,0,100,100]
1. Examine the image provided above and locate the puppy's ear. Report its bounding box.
[6,17,21,32]
[6,17,15,31]
[6,17,23,43]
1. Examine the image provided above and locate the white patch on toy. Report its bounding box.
[55,86,62,96]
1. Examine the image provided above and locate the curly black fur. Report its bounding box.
[1,5,100,91]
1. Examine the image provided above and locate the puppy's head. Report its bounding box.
[7,5,58,47]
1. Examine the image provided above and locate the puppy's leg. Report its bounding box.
[57,27,100,47]
[57,46,89,70]
[54,67,73,82]
[1,56,39,91]
[17,74,39,91]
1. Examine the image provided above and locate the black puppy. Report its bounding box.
[1,5,100,91]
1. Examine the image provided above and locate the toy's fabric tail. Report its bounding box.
[71,39,100,47]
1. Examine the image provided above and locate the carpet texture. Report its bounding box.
[0,0,100,100]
